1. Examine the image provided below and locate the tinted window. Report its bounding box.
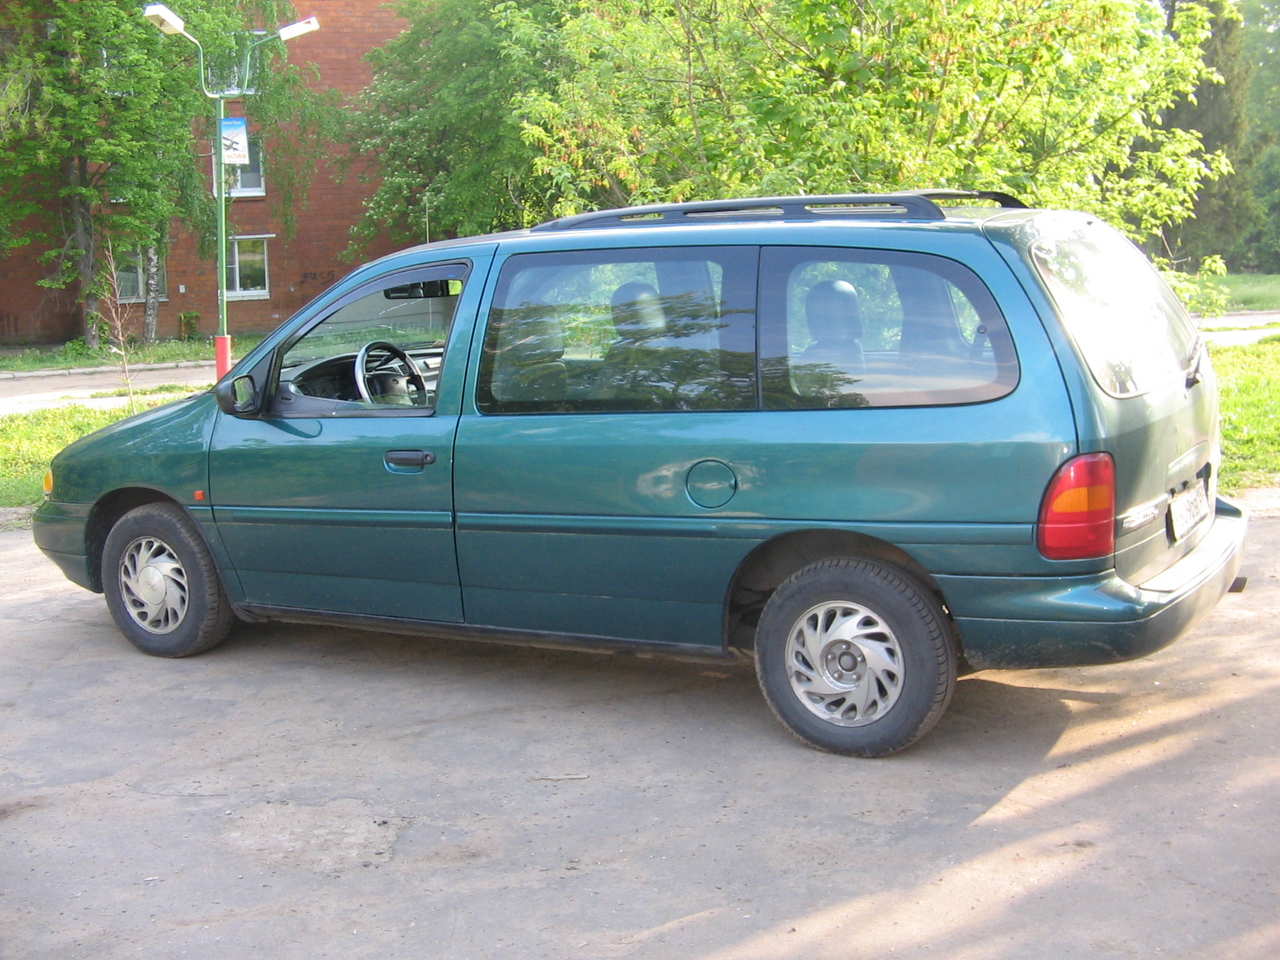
[1030,216,1197,398]
[759,247,1018,409]
[477,247,756,414]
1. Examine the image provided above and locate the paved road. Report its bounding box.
[0,365,215,416]
[1201,311,1280,347]
[2,519,1277,959]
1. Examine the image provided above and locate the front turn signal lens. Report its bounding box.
[43,469,54,498]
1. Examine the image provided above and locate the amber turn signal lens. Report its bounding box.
[43,469,54,497]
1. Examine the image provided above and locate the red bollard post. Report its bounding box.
[215,335,233,379]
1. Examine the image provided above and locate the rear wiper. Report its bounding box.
[1185,335,1204,389]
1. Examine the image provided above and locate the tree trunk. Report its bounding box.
[69,155,99,348]
[143,244,160,342]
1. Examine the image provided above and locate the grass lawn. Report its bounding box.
[2,340,1276,507]
[89,382,212,398]
[0,335,265,373]
[1211,336,1280,492]
[0,401,171,507]
[1220,274,1280,312]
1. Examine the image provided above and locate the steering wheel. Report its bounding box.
[354,340,429,406]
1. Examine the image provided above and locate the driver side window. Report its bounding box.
[275,267,467,416]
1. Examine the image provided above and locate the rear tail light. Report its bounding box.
[1037,453,1116,560]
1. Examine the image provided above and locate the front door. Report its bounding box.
[208,258,486,621]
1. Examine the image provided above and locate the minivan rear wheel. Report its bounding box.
[754,557,955,756]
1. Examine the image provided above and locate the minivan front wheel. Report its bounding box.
[102,502,234,657]
[754,558,956,756]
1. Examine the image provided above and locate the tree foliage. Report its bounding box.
[0,0,335,342]
[353,0,1229,249]
[345,0,565,250]
[1236,0,1280,270]
[1158,1,1251,269]
[517,0,1226,239]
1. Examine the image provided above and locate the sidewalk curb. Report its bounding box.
[0,360,217,381]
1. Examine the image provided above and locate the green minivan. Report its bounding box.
[34,192,1248,756]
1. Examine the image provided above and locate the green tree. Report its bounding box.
[1236,0,1280,270]
[345,0,566,252]
[1158,1,1252,269]
[0,1,334,345]
[353,0,1230,256]
[510,0,1227,244]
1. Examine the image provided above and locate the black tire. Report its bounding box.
[101,502,234,657]
[754,557,956,757]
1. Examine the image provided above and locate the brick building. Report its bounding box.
[0,0,405,344]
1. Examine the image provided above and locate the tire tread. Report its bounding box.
[754,556,956,757]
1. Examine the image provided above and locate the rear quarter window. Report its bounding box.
[759,246,1019,409]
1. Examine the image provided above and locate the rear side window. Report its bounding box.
[476,247,756,414]
[1030,217,1198,399]
[759,247,1018,409]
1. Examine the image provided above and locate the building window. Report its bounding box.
[99,46,133,97]
[230,139,265,197]
[227,236,272,300]
[214,137,266,197]
[115,249,167,304]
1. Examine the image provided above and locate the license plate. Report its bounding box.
[1169,484,1210,541]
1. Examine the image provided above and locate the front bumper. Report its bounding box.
[942,498,1247,669]
[33,499,96,592]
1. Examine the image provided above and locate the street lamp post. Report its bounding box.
[143,4,318,379]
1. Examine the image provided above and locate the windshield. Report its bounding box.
[1030,216,1198,398]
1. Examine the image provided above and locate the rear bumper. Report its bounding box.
[942,498,1247,669]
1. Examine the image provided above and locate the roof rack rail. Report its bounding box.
[531,193,952,232]
[904,189,1027,209]
[530,189,1029,232]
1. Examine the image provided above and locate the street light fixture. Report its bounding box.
[143,4,319,379]
[277,17,320,42]
[143,4,184,36]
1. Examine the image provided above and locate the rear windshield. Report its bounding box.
[1030,216,1198,398]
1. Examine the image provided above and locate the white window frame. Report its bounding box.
[213,136,266,198]
[115,248,168,304]
[226,234,274,301]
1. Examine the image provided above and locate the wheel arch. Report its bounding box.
[85,487,193,592]
[723,529,956,654]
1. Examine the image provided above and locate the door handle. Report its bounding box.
[385,449,435,468]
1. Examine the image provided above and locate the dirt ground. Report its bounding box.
[1,519,1277,960]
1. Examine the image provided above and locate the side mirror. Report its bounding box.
[215,375,259,416]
